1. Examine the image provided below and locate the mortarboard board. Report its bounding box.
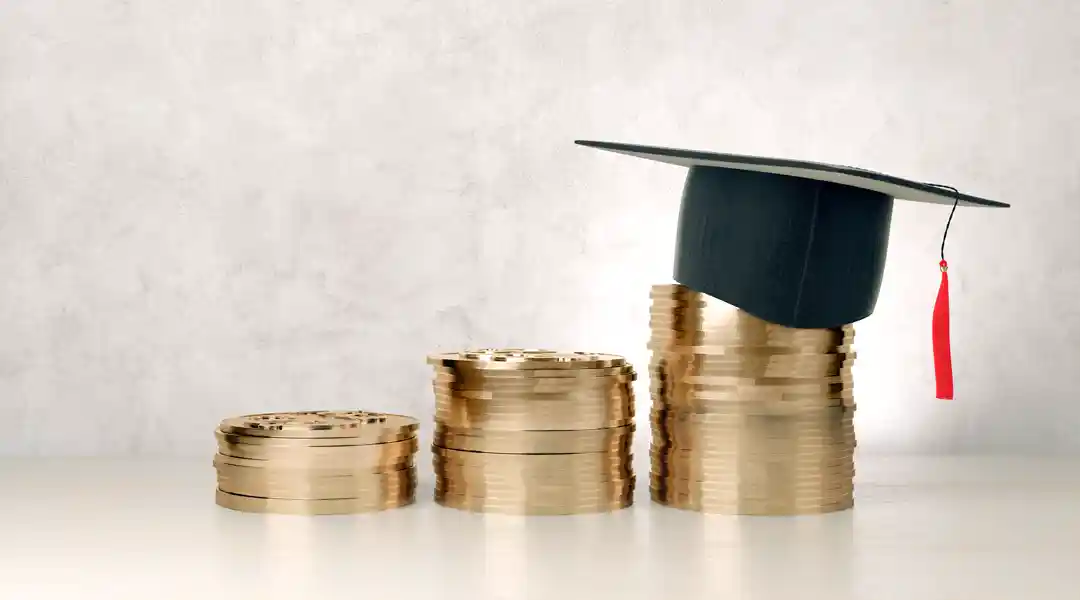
[575,139,1010,399]
[575,139,1008,329]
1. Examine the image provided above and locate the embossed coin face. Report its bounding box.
[218,411,419,441]
[428,349,626,370]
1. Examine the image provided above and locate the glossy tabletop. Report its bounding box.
[1,454,1076,600]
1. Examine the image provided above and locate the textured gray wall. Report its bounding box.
[1,0,1077,456]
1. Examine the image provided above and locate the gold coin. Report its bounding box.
[428,349,627,371]
[433,386,633,402]
[652,481,854,499]
[651,412,854,433]
[435,401,633,431]
[650,381,852,397]
[650,396,851,416]
[218,411,419,441]
[652,440,856,456]
[215,429,416,448]
[218,466,416,500]
[650,447,854,464]
[435,490,632,515]
[651,445,854,463]
[648,343,854,359]
[433,445,627,463]
[434,490,634,508]
[649,468,855,486]
[651,398,851,415]
[650,488,853,515]
[651,431,854,447]
[651,482,853,501]
[432,364,635,380]
[650,363,853,380]
[215,488,415,515]
[434,393,634,412]
[216,435,417,463]
[653,404,854,420]
[432,457,632,480]
[433,424,633,454]
[436,460,634,483]
[212,448,414,472]
[651,428,857,445]
[215,456,414,477]
[433,378,635,395]
[435,477,634,497]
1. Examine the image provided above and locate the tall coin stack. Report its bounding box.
[428,349,636,515]
[214,410,419,515]
[648,284,857,515]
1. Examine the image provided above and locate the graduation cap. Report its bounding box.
[575,140,1010,399]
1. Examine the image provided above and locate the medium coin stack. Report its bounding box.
[648,284,857,515]
[428,349,636,515]
[214,410,419,515]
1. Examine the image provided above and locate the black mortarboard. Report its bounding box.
[575,140,1010,330]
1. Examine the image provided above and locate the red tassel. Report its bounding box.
[933,260,954,400]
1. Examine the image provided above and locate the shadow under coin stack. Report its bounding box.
[428,349,636,515]
[214,411,419,515]
[649,284,857,515]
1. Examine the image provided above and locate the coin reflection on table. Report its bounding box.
[213,410,419,515]
[648,284,857,515]
[428,349,636,515]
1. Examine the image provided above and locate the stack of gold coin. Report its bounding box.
[213,410,419,515]
[428,349,636,515]
[648,284,856,515]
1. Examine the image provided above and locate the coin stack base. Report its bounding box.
[428,349,636,515]
[214,410,419,515]
[649,284,857,515]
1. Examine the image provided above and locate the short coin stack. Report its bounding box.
[428,349,636,515]
[214,410,419,515]
[649,284,857,515]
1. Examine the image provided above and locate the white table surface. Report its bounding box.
[1,454,1077,600]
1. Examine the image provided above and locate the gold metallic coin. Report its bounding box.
[435,400,633,431]
[433,378,635,395]
[653,405,854,421]
[428,349,627,371]
[648,362,853,380]
[651,398,850,416]
[650,482,854,499]
[219,466,416,500]
[650,384,853,400]
[215,429,415,448]
[435,460,634,483]
[216,435,418,463]
[651,426,856,444]
[434,424,633,454]
[215,457,414,478]
[649,467,855,486]
[433,386,633,402]
[651,444,854,461]
[650,488,853,515]
[433,364,635,380]
[219,411,419,442]
[215,488,415,515]
[650,395,852,415]
[651,478,853,497]
[433,445,627,464]
[436,477,634,497]
[213,449,415,471]
[652,440,856,456]
[435,489,633,515]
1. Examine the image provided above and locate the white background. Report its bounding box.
[1,0,1077,456]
